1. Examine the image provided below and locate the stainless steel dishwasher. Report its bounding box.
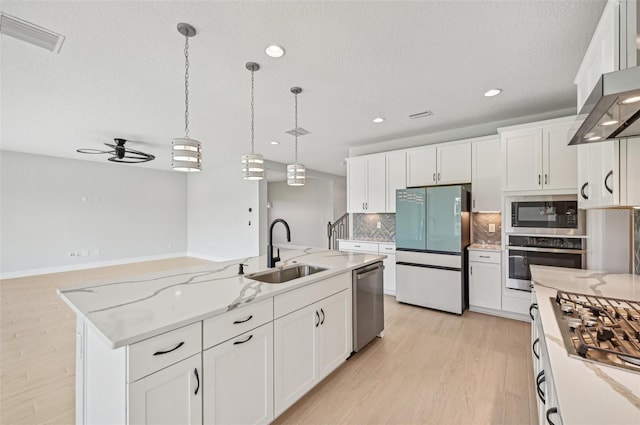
[352,261,384,352]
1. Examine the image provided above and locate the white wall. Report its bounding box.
[332,177,347,220]
[267,178,334,248]
[187,161,260,261]
[0,151,188,277]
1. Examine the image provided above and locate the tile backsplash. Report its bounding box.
[634,209,640,275]
[352,213,396,242]
[472,213,502,245]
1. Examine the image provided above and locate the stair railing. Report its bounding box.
[327,213,349,250]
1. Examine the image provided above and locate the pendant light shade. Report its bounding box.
[172,138,201,172]
[287,163,305,186]
[241,62,264,180]
[172,23,202,172]
[287,87,305,186]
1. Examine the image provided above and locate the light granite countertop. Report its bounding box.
[468,243,502,252]
[530,265,640,425]
[58,248,384,349]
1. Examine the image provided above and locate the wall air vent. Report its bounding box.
[409,110,434,119]
[0,13,65,53]
[285,127,310,137]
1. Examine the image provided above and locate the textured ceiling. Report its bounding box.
[1,0,606,176]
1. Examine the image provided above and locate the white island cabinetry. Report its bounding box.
[62,249,382,425]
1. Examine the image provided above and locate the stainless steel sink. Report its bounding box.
[247,264,327,284]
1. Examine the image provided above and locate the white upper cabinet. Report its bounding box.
[574,0,620,111]
[406,143,471,187]
[347,155,386,213]
[471,137,501,212]
[385,151,406,213]
[406,146,437,186]
[543,123,578,191]
[575,138,640,209]
[500,118,577,194]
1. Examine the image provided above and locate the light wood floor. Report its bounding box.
[1,259,536,425]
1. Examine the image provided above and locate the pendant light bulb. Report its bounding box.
[287,87,306,186]
[241,62,264,180]
[172,23,202,172]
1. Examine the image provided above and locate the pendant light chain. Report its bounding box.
[250,68,255,154]
[184,34,190,139]
[294,90,299,163]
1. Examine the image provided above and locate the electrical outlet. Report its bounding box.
[489,223,496,233]
[377,222,382,229]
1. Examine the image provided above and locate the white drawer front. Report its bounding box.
[378,244,396,254]
[128,321,201,382]
[468,250,501,264]
[339,241,378,253]
[274,272,351,319]
[203,297,273,350]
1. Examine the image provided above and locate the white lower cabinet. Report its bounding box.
[274,289,352,417]
[203,323,273,425]
[469,260,501,311]
[129,353,202,425]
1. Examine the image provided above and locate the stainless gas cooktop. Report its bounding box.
[552,290,640,373]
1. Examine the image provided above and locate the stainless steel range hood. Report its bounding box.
[569,66,640,145]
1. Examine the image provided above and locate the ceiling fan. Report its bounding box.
[76,138,155,163]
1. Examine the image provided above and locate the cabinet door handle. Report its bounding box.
[546,407,558,425]
[233,334,253,345]
[472,199,476,209]
[437,172,441,182]
[580,182,589,200]
[433,173,436,182]
[194,368,200,395]
[538,174,541,185]
[604,170,614,194]
[320,308,325,325]
[315,310,320,327]
[233,315,253,324]
[153,341,184,356]
[544,174,548,185]
[529,303,538,321]
[536,370,546,404]
[532,338,540,360]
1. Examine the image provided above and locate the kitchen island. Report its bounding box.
[58,248,385,425]
[530,265,640,425]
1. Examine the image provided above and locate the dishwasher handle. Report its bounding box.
[356,264,385,280]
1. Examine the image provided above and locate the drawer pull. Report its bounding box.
[153,341,184,356]
[479,255,490,258]
[194,368,200,395]
[233,315,253,324]
[354,245,361,248]
[529,303,538,321]
[233,334,253,345]
[536,370,546,404]
[546,407,558,425]
[532,338,540,360]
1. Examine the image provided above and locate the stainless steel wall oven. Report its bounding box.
[507,235,586,291]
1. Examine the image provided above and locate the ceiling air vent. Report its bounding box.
[285,127,310,137]
[0,13,65,53]
[409,110,434,119]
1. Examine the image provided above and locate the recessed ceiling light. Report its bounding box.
[270,141,280,145]
[600,120,619,126]
[484,88,502,97]
[265,44,285,58]
[621,95,640,104]
[372,117,385,124]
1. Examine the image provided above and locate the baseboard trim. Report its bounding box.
[0,252,189,280]
[469,305,530,322]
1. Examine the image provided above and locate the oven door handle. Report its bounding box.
[508,246,586,254]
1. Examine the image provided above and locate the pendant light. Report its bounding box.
[172,23,201,172]
[241,62,264,180]
[287,87,305,186]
